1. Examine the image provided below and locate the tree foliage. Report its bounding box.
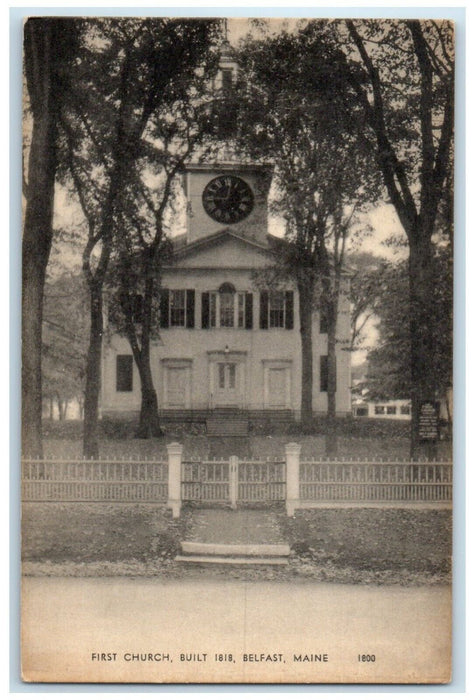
[104,44,222,438]
[59,18,221,454]
[42,269,88,419]
[235,25,378,436]
[347,251,388,353]
[341,19,454,452]
[364,245,452,408]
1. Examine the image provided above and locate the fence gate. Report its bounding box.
[181,457,286,507]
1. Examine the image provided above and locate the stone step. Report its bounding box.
[175,554,288,566]
[157,409,293,423]
[181,541,290,557]
[206,419,249,437]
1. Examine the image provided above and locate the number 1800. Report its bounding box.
[358,654,376,662]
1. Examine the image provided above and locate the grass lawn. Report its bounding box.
[22,503,188,563]
[280,508,452,575]
[41,434,452,460]
[22,502,451,585]
[39,418,452,460]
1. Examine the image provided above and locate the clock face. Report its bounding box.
[202,175,254,224]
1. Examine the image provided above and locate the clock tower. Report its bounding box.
[183,162,273,245]
[183,34,273,245]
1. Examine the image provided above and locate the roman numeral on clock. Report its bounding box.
[202,175,254,224]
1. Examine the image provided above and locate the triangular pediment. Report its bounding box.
[170,230,274,269]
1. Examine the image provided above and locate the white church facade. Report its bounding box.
[101,157,352,421]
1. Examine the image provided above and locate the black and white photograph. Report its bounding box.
[20,14,454,684]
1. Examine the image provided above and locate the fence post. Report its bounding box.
[167,442,183,518]
[285,442,302,516]
[230,456,238,509]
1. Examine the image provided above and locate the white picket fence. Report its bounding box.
[181,459,230,502]
[21,457,168,503]
[180,457,286,503]
[299,458,452,502]
[21,444,452,515]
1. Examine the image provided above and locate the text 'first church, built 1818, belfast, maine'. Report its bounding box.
[100,43,352,423]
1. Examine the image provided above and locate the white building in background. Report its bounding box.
[352,399,411,420]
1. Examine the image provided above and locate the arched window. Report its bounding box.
[201,284,253,329]
[218,283,235,327]
[218,282,236,294]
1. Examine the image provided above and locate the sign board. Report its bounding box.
[418,401,439,441]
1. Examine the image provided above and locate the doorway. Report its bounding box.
[215,362,240,407]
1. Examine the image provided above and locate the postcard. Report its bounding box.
[20,15,454,684]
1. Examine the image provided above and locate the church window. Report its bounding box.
[201,289,253,329]
[269,292,285,328]
[220,292,234,327]
[116,355,133,392]
[218,362,236,389]
[160,289,195,328]
[170,290,186,326]
[260,291,294,329]
[228,363,236,388]
[218,363,225,389]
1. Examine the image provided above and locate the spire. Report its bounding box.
[219,17,235,61]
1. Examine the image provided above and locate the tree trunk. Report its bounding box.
[409,234,437,458]
[135,358,163,438]
[21,86,57,457]
[121,266,163,439]
[58,398,68,421]
[325,300,338,457]
[83,286,103,458]
[77,395,84,420]
[298,280,314,433]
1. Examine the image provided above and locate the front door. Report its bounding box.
[215,362,240,406]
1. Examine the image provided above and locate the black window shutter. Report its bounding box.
[245,293,253,329]
[159,289,169,329]
[201,292,210,329]
[285,291,294,329]
[116,355,133,392]
[320,355,328,393]
[186,290,195,328]
[260,292,269,329]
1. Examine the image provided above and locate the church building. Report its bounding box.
[100,43,352,423]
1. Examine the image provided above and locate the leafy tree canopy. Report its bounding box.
[364,244,452,401]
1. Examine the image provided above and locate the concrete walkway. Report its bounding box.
[21,577,451,684]
[186,508,287,545]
